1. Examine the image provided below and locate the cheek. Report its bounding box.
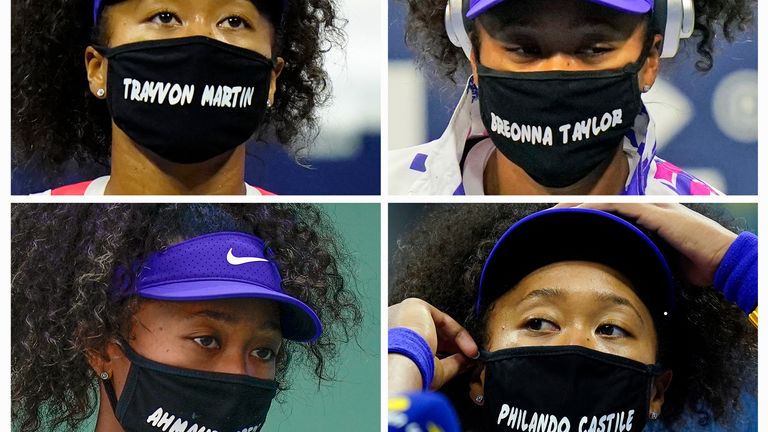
[128,318,183,363]
[254,359,277,380]
[224,33,273,58]
[485,321,527,351]
[590,334,657,365]
[477,43,509,70]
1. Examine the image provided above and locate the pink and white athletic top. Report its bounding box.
[389,78,721,196]
[35,176,275,196]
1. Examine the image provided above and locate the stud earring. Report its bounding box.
[642,85,651,93]
[96,88,105,97]
[470,394,484,405]
[649,411,659,420]
[99,371,110,380]
[266,99,272,108]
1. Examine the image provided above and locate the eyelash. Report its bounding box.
[524,318,631,338]
[505,46,539,58]
[596,323,632,338]
[149,10,180,25]
[192,336,277,361]
[251,348,276,361]
[221,15,252,29]
[525,317,558,332]
[147,11,252,29]
[504,45,614,58]
[193,336,220,349]
[579,46,614,57]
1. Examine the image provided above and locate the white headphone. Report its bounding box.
[445,0,695,59]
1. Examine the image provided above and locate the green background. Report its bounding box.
[265,204,381,431]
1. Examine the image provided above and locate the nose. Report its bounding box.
[216,351,251,376]
[559,327,598,350]
[538,53,578,72]
[182,14,216,39]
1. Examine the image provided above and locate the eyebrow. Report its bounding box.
[186,310,282,332]
[519,288,646,325]
[594,291,645,324]
[520,287,563,303]
[483,16,628,44]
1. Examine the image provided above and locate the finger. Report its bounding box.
[551,202,579,209]
[427,304,479,359]
[572,202,673,220]
[434,353,475,389]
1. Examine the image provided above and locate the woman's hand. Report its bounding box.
[560,203,737,286]
[388,298,479,394]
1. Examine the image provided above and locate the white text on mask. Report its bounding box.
[121,79,255,108]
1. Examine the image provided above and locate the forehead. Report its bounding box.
[101,0,278,20]
[489,261,652,317]
[133,298,281,329]
[477,0,645,33]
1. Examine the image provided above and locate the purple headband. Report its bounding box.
[93,0,290,25]
[466,0,653,19]
[114,232,322,342]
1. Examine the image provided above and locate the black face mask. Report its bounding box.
[103,344,277,432]
[480,346,661,432]
[99,36,274,164]
[477,57,645,188]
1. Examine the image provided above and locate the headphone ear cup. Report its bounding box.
[445,0,473,59]
[654,0,695,58]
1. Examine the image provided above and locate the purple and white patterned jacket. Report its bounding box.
[389,79,721,196]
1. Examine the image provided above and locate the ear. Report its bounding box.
[470,46,480,88]
[84,340,126,378]
[649,369,673,418]
[268,57,285,107]
[468,364,486,405]
[85,46,108,99]
[639,34,663,92]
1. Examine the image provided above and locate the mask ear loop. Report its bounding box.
[624,34,656,75]
[99,337,129,415]
[100,374,120,415]
[629,17,661,71]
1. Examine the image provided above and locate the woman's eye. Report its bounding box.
[251,348,276,361]
[526,318,558,332]
[580,46,613,56]
[150,11,181,25]
[596,324,629,338]
[506,45,540,57]
[193,336,221,349]
[220,16,250,29]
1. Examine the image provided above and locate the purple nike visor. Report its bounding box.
[466,0,653,19]
[115,232,322,342]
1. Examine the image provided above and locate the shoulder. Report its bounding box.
[389,140,464,196]
[36,176,110,196]
[31,180,94,196]
[246,184,276,196]
[644,157,723,196]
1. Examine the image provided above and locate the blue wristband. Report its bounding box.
[714,232,757,314]
[388,327,435,390]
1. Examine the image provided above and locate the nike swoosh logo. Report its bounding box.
[226,248,269,265]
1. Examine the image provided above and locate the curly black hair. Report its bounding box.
[390,203,756,430]
[11,0,343,185]
[402,0,755,83]
[12,203,362,432]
